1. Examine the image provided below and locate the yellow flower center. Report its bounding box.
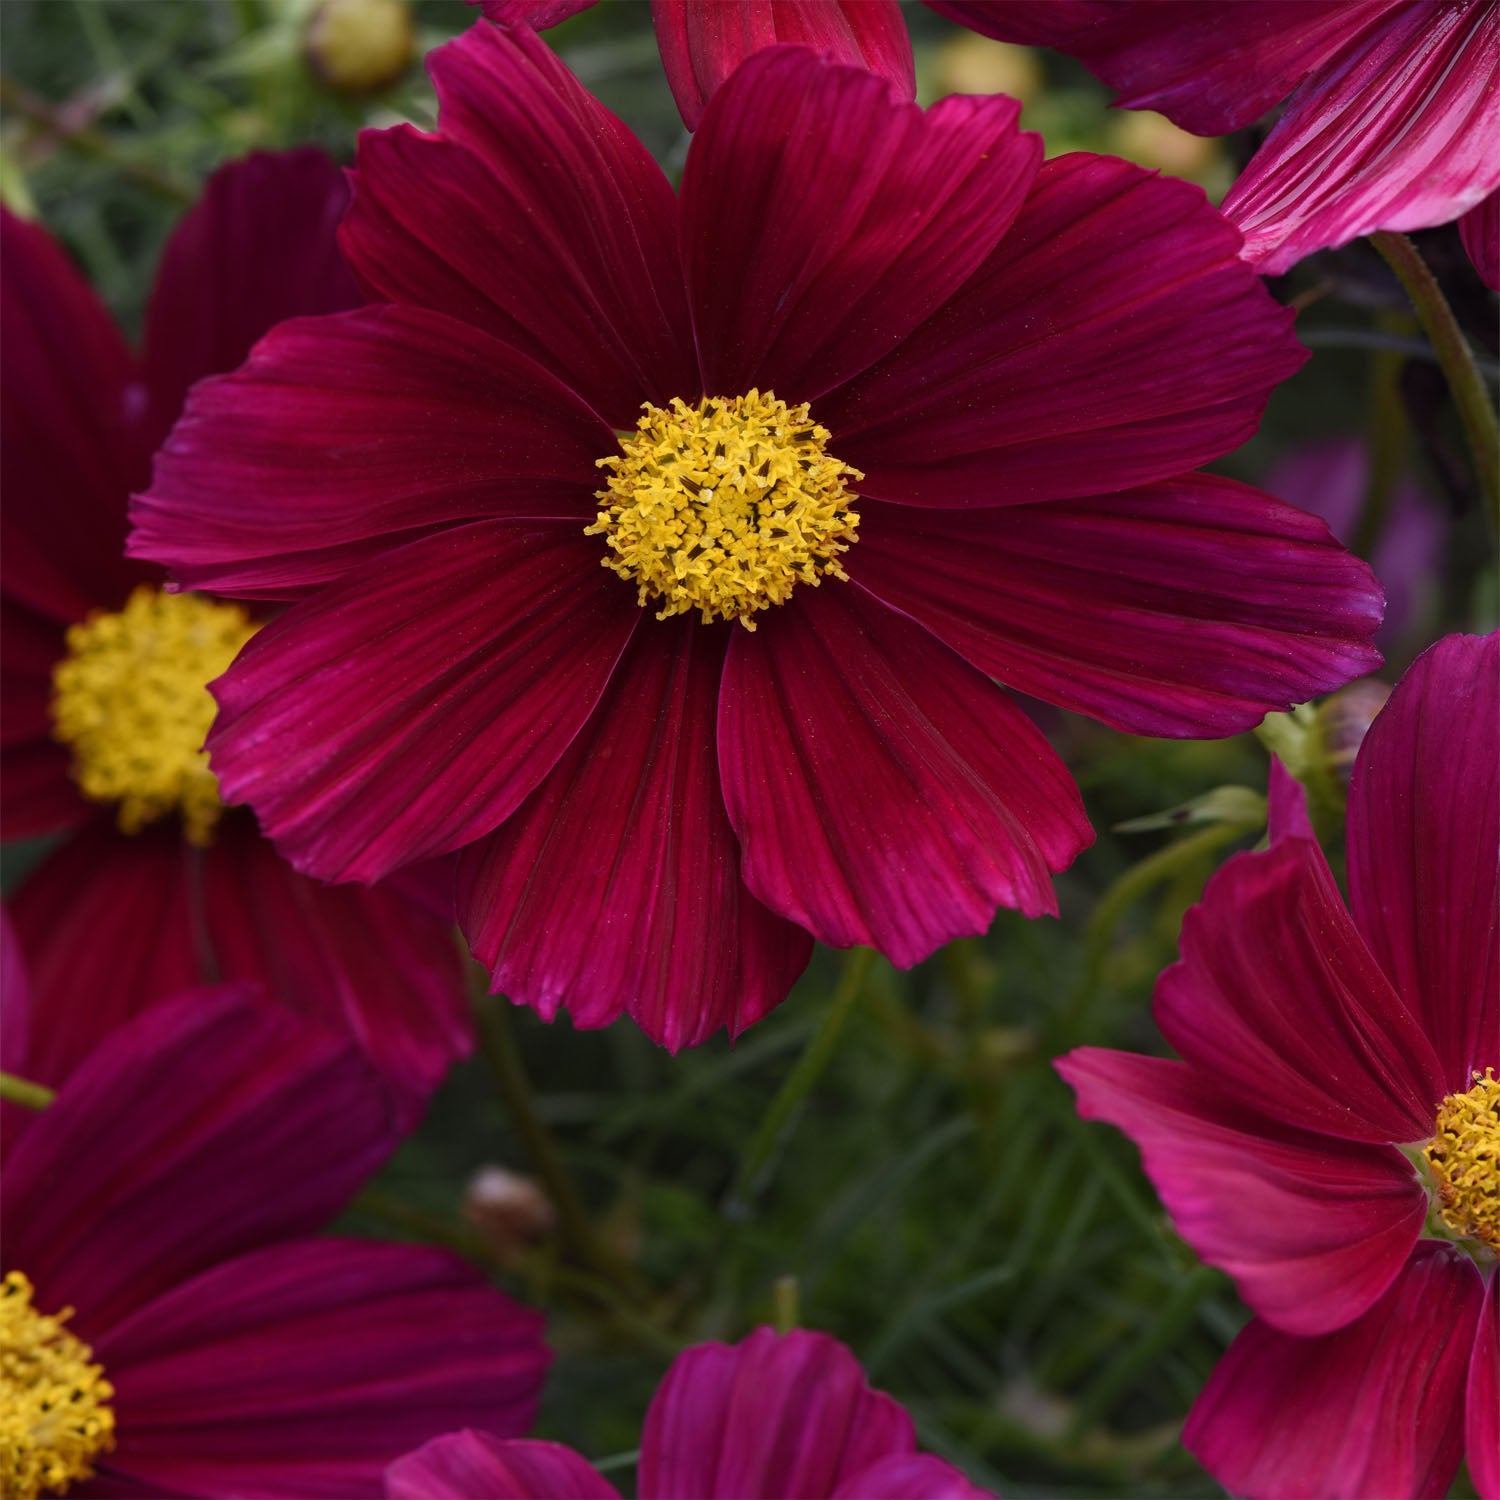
[0,1272,115,1500]
[587,390,862,630]
[1423,1068,1499,1251]
[49,585,257,846]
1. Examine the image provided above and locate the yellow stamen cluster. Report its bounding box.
[50,585,257,846]
[0,1272,115,1499]
[587,390,862,629]
[1424,1068,1499,1251]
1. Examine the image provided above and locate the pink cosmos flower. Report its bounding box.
[474,0,915,128]
[131,25,1384,1050]
[1058,632,1499,1499]
[0,150,472,1113]
[931,1,1500,274]
[385,1326,992,1499]
[0,957,549,1498]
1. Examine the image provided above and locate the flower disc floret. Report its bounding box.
[1423,1067,1500,1251]
[0,1272,116,1500]
[50,586,258,845]
[587,391,862,630]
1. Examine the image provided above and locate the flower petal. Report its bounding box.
[931,1,1384,131]
[141,147,361,447]
[1346,632,1499,1089]
[11,817,471,1113]
[206,521,639,884]
[0,209,151,624]
[97,1240,548,1500]
[1183,1244,1483,1500]
[821,155,1305,507]
[639,1327,916,1499]
[131,305,611,600]
[718,583,1091,967]
[681,46,1036,400]
[1154,834,1447,1144]
[832,1454,994,1499]
[656,0,914,130]
[0,907,35,1162]
[458,617,812,1051]
[386,1434,618,1500]
[1460,189,1500,291]
[477,0,596,26]
[1058,1049,1425,1337]
[1223,2,1500,274]
[2,989,396,1338]
[341,23,693,426]
[1469,1272,1499,1500]
[848,476,1381,738]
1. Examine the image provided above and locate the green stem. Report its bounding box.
[1371,230,1499,520]
[726,947,874,1215]
[474,993,641,1294]
[772,1274,800,1333]
[1354,314,1410,558]
[0,1071,54,1110]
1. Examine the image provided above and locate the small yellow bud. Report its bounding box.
[305,0,414,95]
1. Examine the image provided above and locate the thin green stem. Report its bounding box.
[474,993,642,1294]
[772,1274,800,1333]
[1371,230,1499,520]
[725,947,874,1215]
[0,1071,54,1110]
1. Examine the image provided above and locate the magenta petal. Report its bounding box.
[2,989,395,1339]
[849,477,1380,737]
[141,147,360,446]
[1058,1050,1425,1337]
[1469,1272,1499,1500]
[1346,632,1499,1089]
[97,1240,548,1500]
[681,46,1036,400]
[1155,835,1446,1145]
[342,24,693,426]
[477,0,597,25]
[386,1434,617,1500]
[926,1,1368,134]
[9,818,470,1111]
[1461,189,1500,291]
[131,305,611,600]
[718,584,1091,967]
[0,907,35,1160]
[458,618,812,1051]
[822,155,1305,507]
[1224,3,1500,273]
[832,1454,994,1499]
[1184,1244,1483,1500]
[654,0,913,131]
[206,521,638,884]
[639,1327,916,1499]
[0,209,151,624]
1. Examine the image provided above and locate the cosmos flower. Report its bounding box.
[131,25,1383,1049]
[1058,632,1498,1499]
[473,0,915,128]
[0,961,549,1498]
[931,0,1500,274]
[385,1326,992,1499]
[0,149,472,1113]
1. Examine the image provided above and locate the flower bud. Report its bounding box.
[1314,678,1392,789]
[462,1166,556,1264]
[305,0,414,95]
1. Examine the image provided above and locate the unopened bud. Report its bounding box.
[1315,678,1392,789]
[463,1166,556,1264]
[305,0,414,95]
[930,34,1043,106]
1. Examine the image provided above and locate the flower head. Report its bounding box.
[1058,631,1499,1498]
[131,25,1383,1049]
[386,1326,992,1499]
[933,0,1500,273]
[0,151,471,1112]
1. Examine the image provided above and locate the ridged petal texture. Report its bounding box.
[387,1435,619,1499]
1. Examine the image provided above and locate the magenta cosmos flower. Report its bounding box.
[476,0,914,128]
[931,1,1500,274]
[0,960,549,1498]
[385,1326,991,1499]
[1058,632,1498,1500]
[132,24,1383,1049]
[0,149,472,1112]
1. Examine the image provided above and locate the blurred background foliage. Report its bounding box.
[2,2,1495,1496]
